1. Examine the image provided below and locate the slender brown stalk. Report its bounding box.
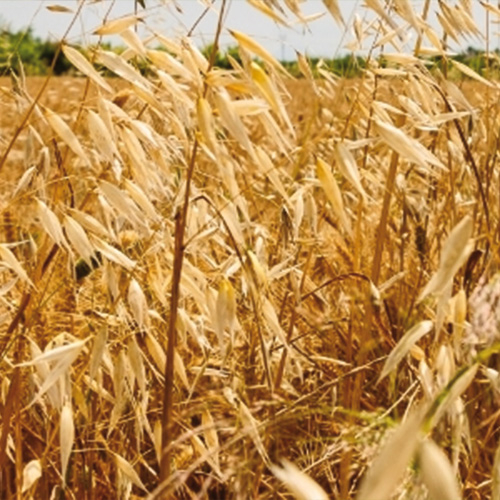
[159,0,228,485]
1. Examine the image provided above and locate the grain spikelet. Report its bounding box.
[316,158,352,237]
[393,0,421,33]
[37,200,69,250]
[0,244,34,287]
[248,0,289,26]
[60,402,74,487]
[29,340,61,409]
[94,14,142,35]
[120,27,147,57]
[296,51,315,86]
[271,459,329,500]
[62,45,112,93]
[69,209,112,240]
[334,143,368,202]
[375,120,446,171]
[87,109,117,163]
[131,83,165,114]
[454,3,480,36]
[255,147,290,204]
[128,278,149,330]
[197,97,218,154]
[246,249,268,292]
[114,453,148,492]
[364,0,399,31]
[379,320,433,382]
[99,181,147,233]
[21,339,88,366]
[250,62,294,136]
[178,44,203,89]
[13,165,36,198]
[128,121,159,156]
[128,336,146,394]
[436,12,460,44]
[190,434,222,477]
[418,216,473,302]
[356,408,424,500]
[91,237,136,270]
[21,459,42,492]
[440,2,466,37]
[89,328,107,381]
[181,37,209,73]
[215,90,257,163]
[44,109,89,166]
[174,350,190,390]
[481,1,500,18]
[322,0,344,25]
[219,201,246,248]
[147,50,193,81]
[47,4,73,13]
[232,99,269,116]
[123,179,160,223]
[202,410,220,470]
[259,111,293,154]
[451,60,496,88]
[95,49,151,90]
[63,215,94,267]
[215,278,236,358]
[383,53,420,65]
[156,70,191,105]
[29,349,80,406]
[145,332,165,373]
[418,439,462,500]
[229,30,287,75]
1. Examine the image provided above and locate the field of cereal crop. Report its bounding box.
[1,1,500,498]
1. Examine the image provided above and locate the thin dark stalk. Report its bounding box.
[159,0,228,485]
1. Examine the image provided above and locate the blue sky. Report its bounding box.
[0,1,492,60]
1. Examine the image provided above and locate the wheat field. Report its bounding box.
[1,0,500,498]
